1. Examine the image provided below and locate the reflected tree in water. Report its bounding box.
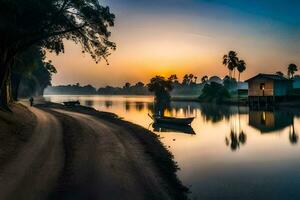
[147,76,173,116]
[135,102,145,112]
[104,100,113,108]
[289,121,298,145]
[124,101,130,111]
[226,106,247,151]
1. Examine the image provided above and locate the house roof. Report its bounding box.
[245,73,291,82]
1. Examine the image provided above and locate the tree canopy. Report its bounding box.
[0,0,116,62]
[0,0,116,108]
[147,76,173,102]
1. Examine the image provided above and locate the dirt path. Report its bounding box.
[50,109,171,200]
[0,104,178,200]
[0,106,64,200]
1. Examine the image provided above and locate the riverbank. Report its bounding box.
[0,102,188,200]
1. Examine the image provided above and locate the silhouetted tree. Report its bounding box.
[288,63,298,78]
[0,0,115,109]
[201,75,208,84]
[223,51,238,79]
[182,74,195,86]
[124,82,131,89]
[12,47,57,99]
[237,60,246,83]
[168,74,179,83]
[147,76,173,102]
[276,71,284,77]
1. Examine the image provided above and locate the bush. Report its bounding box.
[199,82,230,103]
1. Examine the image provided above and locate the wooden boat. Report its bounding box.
[152,123,195,134]
[63,100,80,106]
[148,114,194,125]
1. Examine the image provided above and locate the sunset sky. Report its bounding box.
[47,0,300,87]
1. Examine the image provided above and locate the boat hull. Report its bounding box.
[154,117,194,126]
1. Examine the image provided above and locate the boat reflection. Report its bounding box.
[152,122,196,135]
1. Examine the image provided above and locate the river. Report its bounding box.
[45,95,300,199]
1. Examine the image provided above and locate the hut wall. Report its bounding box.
[248,79,274,96]
[274,81,292,96]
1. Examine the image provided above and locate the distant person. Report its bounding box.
[29,97,34,107]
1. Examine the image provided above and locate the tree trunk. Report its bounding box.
[0,50,14,110]
[12,73,22,101]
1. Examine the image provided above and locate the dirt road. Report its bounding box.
[0,104,179,200]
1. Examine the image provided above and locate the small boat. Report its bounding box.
[148,114,194,126]
[63,100,80,106]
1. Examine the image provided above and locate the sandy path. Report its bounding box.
[51,109,171,200]
[0,104,174,200]
[0,106,64,200]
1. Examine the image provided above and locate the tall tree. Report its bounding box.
[12,46,57,100]
[168,74,179,84]
[237,60,246,83]
[288,63,298,78]
[0,0,116,108]
[223,51,238,79]
[147,76,173,102]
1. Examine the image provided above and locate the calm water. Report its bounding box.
[45,95,300,200]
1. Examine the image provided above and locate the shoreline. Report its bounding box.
[0,102,188,200]
[38,102,189,199]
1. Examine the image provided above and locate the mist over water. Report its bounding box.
[45,95,300,199]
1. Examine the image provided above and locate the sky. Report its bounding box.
[47,0,300,87]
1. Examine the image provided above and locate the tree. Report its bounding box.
[0,0,116,108]
[168,74,178,83]
[237,59,246,83]
[12,46,57,100]
[124,82,131,89]
[147,76,173,102]
[276,71,284,77]
[288,63,298,79]
[223,51,238,79]
[182,74,195,86]
[193,76,198,84]
[201,75,208,84]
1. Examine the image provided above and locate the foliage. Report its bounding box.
[223,51,246,81]
[12,47,57,99]
[223,51,238,78]
[147,76,173,102]
[0,0,116,63]
[223,76,237,90]
[0,0,116,107]
[182,74,197,86]
[237,59,246,81]
[288,63,298,78]
[276,71,284,77]
[199,82,230,103]
[201,75,208,83]
[45,83,96,95]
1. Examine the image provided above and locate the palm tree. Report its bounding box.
[194,76,198,84]
[237,59,246,83]
[223,51,239,79]
[288,63,298,79]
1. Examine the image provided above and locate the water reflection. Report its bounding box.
[249,109,293,133]
[289,122,298,145]
[104,100,113,108]
[152,123,195,135]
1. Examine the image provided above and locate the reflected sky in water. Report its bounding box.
[45,95,300,199]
